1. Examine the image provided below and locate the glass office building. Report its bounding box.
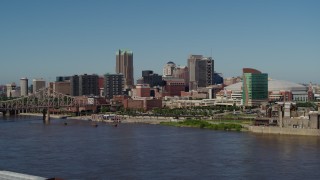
[242,68,268,107]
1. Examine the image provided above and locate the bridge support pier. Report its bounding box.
[0,111,5,116]
[42,109,50,124]
[9,110,18,116]
[76,106,80,116]
[46,109,50,122]
[6,110,12,116]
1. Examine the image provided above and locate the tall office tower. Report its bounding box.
[188,55,214,90]
[20,78,28,96]
[163,61,176,77]
[32,79,46,93]
[242,68,268,107]
[188,55,202,90]
[173,66,189,87]
[104,74,124,99]
[116,49,134,89]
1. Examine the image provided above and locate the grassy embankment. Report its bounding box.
[160,119,243,131]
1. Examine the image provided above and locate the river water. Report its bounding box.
[0,116,319,180]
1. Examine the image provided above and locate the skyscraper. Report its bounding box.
[188,55,214,90]
[242,68,268,107]
[188,55,203,90]
[116,49,134,89]
[20,77,28,96]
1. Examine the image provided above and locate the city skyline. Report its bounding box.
[0,0,319,85]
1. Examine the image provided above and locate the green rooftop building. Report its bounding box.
[242,68,268,107]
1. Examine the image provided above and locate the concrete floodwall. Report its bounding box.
[249,126,320,136]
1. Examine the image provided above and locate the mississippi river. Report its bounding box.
[0,116,320,180]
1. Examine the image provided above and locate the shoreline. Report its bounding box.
[84,114,173,124]
[13,113,320,136]
[17,113,173,124]
[18,113,72,119]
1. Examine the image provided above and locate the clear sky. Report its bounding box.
[0,0,319,85]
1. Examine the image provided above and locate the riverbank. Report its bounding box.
[17,113,172,124]
[19,113,70,119]
[16,113,320,136]
[84,114,172,124]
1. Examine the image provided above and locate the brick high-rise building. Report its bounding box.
[70,74,99,96]
[116,49,134,89]
[104,74,124,99]
[79,74,99,96]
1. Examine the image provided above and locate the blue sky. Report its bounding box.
[0,0,319,85]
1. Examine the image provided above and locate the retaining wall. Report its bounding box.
[249,126,320,136]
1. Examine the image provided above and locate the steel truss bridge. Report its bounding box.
[0,87,91,116]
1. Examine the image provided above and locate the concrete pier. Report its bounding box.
[46,109,50,123]
[0,111,6,116]
[42,109,50,124]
